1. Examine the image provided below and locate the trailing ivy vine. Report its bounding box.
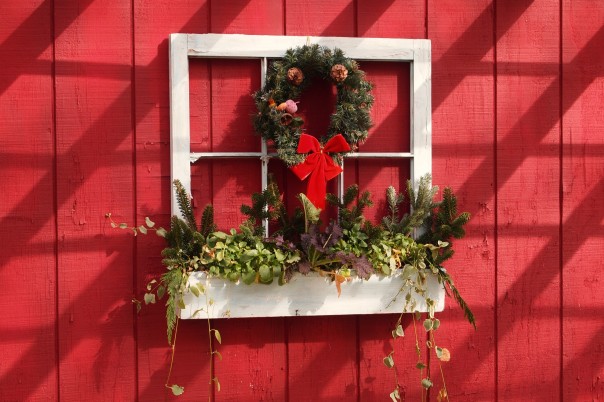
[108,174,475,398]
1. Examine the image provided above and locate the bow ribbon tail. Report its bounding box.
[307,156,330,210]
[290,153,327,209]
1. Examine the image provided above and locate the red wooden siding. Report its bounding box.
[1,1,603,401]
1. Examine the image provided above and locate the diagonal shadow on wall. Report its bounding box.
[3,0,603,400]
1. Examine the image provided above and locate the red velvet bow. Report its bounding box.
[291,134,350,209]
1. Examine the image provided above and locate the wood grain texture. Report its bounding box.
[180,272,443,319]
[562,1,604,400]
[5,2,604,401]
[287,316,359,402]
[54,0,136,399]
[205,4,287,401]
[353,62,411,223]
[496,1,561,400]
[428,1,496,400]
[210,0,284,35]
[0,1,57,400]
[285,0,355,37]
[203,59,262,230]
[356,3,425,400]
[214,318,287,401]
[357,0,425,38]
[133,1,212,400]
[284,2,359,400]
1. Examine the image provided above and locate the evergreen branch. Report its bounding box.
[200,205,217,237]
[173,180,197,232]
[440,271,476,329]
[382,176,436,235]
[327,185,373,231]
[240,181,285,236]
[418,187,471,264]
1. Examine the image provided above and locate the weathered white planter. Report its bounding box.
[179,271,444,319]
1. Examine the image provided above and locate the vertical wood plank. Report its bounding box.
[357,0,425,38]
[208,3,288,401]
[354,62,411,224]
[207,59,262,230]
[286,0,355,37]
[0,1,57,400]
[356,3,425,401]
[54,0,136,399]
[134,1,213,400]
[213,318,288,401]
[287,316,359,402]
[210,0,284,35]
[285,2,358,400]
[496,1,561,400]
[353,64,415,401]
[428,1,497,400]
[562,1,604,400]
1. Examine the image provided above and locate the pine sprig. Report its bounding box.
[382,186,406,233]
[439,270,476,329]
[200,204,217,238]
[326,184,373,231]
[173,180,197,232]
[240,181,286,236]
[382,175,438,235]
[419,187,471,264]
[406,175,438,232]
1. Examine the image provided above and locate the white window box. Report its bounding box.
[179,272,444,319]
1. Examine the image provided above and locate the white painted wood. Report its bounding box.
[169,34,192,218]
[179,271,445,319]
[186,34,415,61]
[346,152,414,158]
[410,40,432,188]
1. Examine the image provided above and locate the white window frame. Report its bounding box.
[169,33,431,222]
[169,34,437,319]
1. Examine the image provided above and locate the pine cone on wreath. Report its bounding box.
[330,64,348,83]
[287,67,304,86]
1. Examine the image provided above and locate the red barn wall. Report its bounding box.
[1,1,602,401]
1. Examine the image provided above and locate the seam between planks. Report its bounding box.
[558,1,564,401]
[51,0,61,399]
[493,1,499,401]
[130,0,139,398]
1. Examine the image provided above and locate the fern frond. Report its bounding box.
[161,268,186,344]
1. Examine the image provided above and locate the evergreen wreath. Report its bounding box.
[253,44,374,167]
